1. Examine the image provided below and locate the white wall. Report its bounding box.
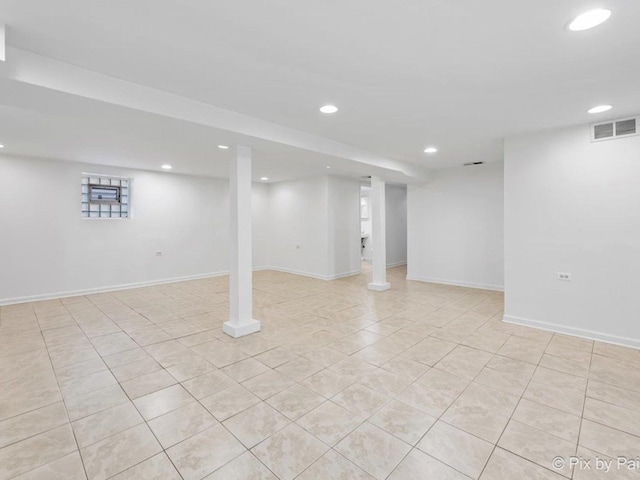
[267,175,361,280]
[267,176,330,278]
[0,155,267,304]
[0,156,381,303]
[385,184,407,267]
[504,124,640,348]
[251,182,270,269]
[407,162,504,290]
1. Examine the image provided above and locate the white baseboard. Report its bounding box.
[405,274,504,292]
[252,266,271,272]
[503,314,640,350]
[0,270,235,306]
[266,266,361,281]
[331,270,362,280]
[0,266,360,306]
[360,260,405,268]
[387,261,407,268]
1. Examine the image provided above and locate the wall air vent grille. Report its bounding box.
[616,118,636,136]
[593,122,614,140]
[592,116,638,142]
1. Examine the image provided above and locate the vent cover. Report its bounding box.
[616,118,636,136]
[593,122,614,140]
[463,161,485,167]
[591,116,638,142]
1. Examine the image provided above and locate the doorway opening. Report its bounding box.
[360,184,372,267]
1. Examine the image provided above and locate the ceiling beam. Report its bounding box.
[0,47,431,181]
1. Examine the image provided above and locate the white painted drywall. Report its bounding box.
[267,176,330,278]
[407,162,504,290]
[0,156,378,303]
[328,176,361,277]
[504,124,640,347]
[0,155,267,303]
[251,182,270,269]
[267,175,361,280]
[385,184,407,267]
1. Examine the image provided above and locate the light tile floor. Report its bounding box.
[1,266,640,479]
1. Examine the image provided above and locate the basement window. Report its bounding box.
[81,174,130,218]
[89,185,120,203]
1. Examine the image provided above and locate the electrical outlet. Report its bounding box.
[155,251,163,256]
[557,272,571,281]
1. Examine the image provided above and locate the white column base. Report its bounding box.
[368,282,391,292]
[223,319,261,338]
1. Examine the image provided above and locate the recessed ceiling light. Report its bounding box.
[588,105,612,114]
[161,164,172,170]
[568,9,611,31]
[326,166,331,169]
[0,144,4,148]
[424,147,438,154]
[320,105,338,114]
[218,145,229,149]
[260,177,269,181]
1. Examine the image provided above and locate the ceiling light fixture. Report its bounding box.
[161,164,172,170]
[588,105,612,114]
[218,145,229,149]
[326,166,331,169]
[0,144,4,148]
[320,105,338,114]
[568,9,611,31]
[424,147,438,154]
[260,177,269,181]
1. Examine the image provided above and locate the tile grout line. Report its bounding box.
[572,338,596,480]
[473,331,554,479]
[36,301,92,480]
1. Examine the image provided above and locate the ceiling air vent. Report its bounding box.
[591,116,638,142]
[463,161,485,166]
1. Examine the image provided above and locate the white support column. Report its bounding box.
[368,176,390,291]
[223,145,261,338]
[0,24,5,62]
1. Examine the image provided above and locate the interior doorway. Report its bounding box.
[360,181,408,275]
[360,184,372,265]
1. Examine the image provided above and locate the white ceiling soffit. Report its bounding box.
[0,78,414,183]
[0,47,429,181]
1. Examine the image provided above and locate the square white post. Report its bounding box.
[368,176,390,291]
[223,145,261,337]
[0,24,5,62]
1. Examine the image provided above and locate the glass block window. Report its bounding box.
[81,174,130,218]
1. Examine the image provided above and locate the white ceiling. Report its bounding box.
[0,0,639,173]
